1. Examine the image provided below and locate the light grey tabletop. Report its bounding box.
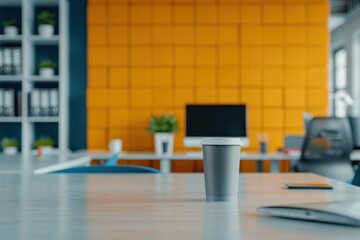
[0,173,360,239]
[0,153,87,174]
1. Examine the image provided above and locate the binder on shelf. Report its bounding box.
[3,48,12,75]
[30,90,40,116]
[12,48,21,75]
[0,49,3,75]
[16,90,22,117]
[3,89,14,116]
[40,89,49,116]
[0,89,3,116]
[49,89,59,116]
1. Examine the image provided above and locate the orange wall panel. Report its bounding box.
[87,0,330,173]
[263,4,284,24]
[88,68,107,87]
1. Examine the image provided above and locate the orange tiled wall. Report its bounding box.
[87,0,329,172]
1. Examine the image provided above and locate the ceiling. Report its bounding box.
[331,0,360,14]
[329,0,360,30]
[331,0,349,14]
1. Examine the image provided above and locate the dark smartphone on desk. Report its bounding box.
[285,183,334,190]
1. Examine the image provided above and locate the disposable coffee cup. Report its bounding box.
[201,138,242,202]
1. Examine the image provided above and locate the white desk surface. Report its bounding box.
[1,173,360,239]
[83,150,301,161]
[2,150,358,174]
[0,153,85,174]
[82,150,360,161]
[31,150,360,174]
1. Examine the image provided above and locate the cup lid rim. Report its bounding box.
[201,137,243,146]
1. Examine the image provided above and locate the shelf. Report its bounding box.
[28,117,59,123]
[29,76,59,82]
[32,0,59,6]
[0,117,22,123]
[0,35,22,43]
[3,0,69,154]
[0,76,22,82]
[29,36,59,45]
[0,0,21,6]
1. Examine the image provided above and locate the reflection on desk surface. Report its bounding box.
[0,173,356,239]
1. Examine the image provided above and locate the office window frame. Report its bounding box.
[332,48,348,117]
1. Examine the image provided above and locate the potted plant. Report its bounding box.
[33,136,55,156]
[37,11,55,37]
[39,60,56,77]
[2,19,18,36]
[147,115,178,155]
[1,137,20,155]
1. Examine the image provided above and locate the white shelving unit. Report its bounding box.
[0,0,68,155]
[0,35,22,42]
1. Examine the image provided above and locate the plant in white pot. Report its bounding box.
[34,137,55,157]
[39,60,56,77]
[1,138,20,155]
[3,19,18,36]
[147,115,178,155]
[37,11,55,37]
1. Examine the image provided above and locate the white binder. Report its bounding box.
[49,89,59,116]
[4,89,14,116]
[40,89,49,116]
[12,48,21,75]
[30,90,40,116]
[3,48,12,75]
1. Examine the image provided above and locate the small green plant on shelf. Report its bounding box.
[37,11,55,37]
[1,138,20,148]
[2,19,16,27]
[39,60,56,77]
[39,60,56,69]
[37,11,55,26]
[3,19,18,36]
[33,137,55,148]
[1,137,20,155]
[147,115,178,134]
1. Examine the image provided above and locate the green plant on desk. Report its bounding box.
[2,19,16,27]
[147,115,178,154]
[1,138,20,148]
[33,137,54,148]
[147,115,178,133]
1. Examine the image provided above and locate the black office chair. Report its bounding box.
[295,117,355,181]
[352,167,360,187]
[283,135,304,171]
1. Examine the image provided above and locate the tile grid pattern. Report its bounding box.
[87,0,329,172]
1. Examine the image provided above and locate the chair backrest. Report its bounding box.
[284,135,304,149]
[348,116,360,149]
[303,112,313,133]
[51,165,161,174]
[300,117,353,163]
[352,167,360,187]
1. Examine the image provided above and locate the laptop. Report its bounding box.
[257,200,360,226]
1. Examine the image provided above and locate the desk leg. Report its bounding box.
[160,158,171,174]
[271,161,280,173]
[257,161,263,172]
